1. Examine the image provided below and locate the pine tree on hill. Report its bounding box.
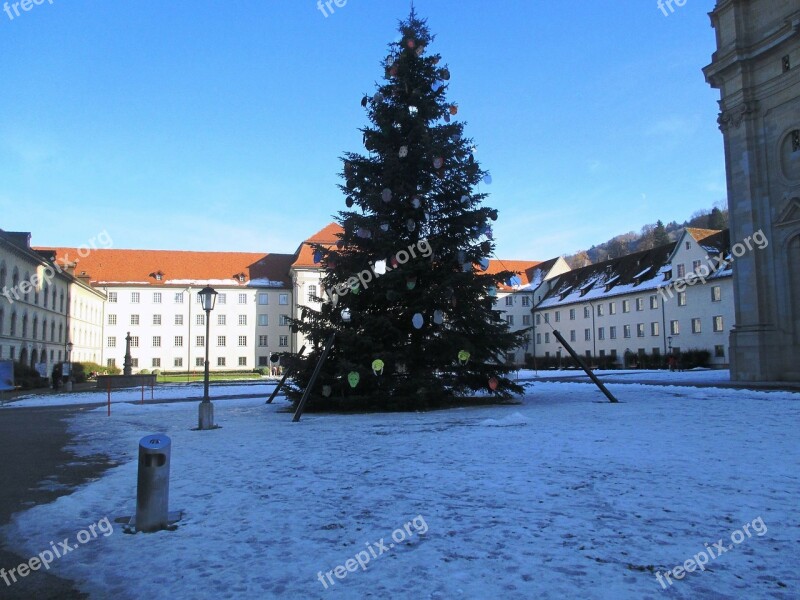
[653,220,670,246]
[288,10,525,411]
[707,207,726,230]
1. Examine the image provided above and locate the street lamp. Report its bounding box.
[198,285,217,430]
[65,341,74,391]
[557,345,563,369]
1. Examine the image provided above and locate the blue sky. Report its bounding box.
[0,0,725,260]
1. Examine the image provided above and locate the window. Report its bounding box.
[131,358,139,368]
[258,293,269,305]
[622,300,630,313]
[651,322,659,336]
[535,314,541,325]
[153,336,161,347]
[238,315,247,326]
[153,292,162,304]
[174,357,183,368]
[196,357,205,367]
[279,294,288,305]
[584,328,591,341]
[174,336,183,347]
[536,333,542,344]
[107,336,116,348]
[711,286,721,302]
[522,296,530,307]
[175,315,184,326]
[152,358,161,368]
[505,296,513,306]
[691,318,701,333]
[678,292,687,307]
[715,345,725,358]
[108,314,117,325]
[555,311,560,323]
[677,264,686,278]
[259,356,269,366]
[506,315,514,326]
[196,335,205,347]
[131,292,140,304]
[623,325,631,339]
[544,313,549,323]
[598,327,605,340]
[522,314,531,326]
[583,307,590,319]
[692,260,701,273]
[130,314,140,325]
[259,335,268,347]
[609,326,617,340]
[637,324,645,338]
[649,295,658,309]
[569,309,576,321]
[197,314,205,325]
[174,292,184,304]
[107,358,116,368]
[713,316,724,332]
[569,330,576,342]
[217,357,226,367]
[217,336,226,347]
[218,293,227,305]
[238,293,247,305]
[670,320,680,335]
[307,285,317,302]
[279,314,290,326]
[609,302,616,315]
[238,357,247,367]
[279,335,288,347]
[238,335,247,346]
[597,304,604,317]
[636,298,644,311]
[130,336,139,348]
[652,348,660,356]
[108,292,118,303]
[544,332,550,343]
[153,314,162,325]
[218,315,226,326]
[685,241,691,250]
[258,314,268,326]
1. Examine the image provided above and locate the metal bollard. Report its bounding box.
[135,433,171,533]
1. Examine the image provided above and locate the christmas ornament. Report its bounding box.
[449,104,458,115]
[439,68,451,80]
[488,377,498,391]
[406,219,416,232]
[483,174,493,185]
[458,350,470,365]
[461,194,470,204]
[411,196,421,208]
[372,359,385,375]
[345,197,354,208]
[431,81,442,92]
[322,385,332,397]
[348,372,360,388]
[341,308,352,323]
[382,188,392,203]
[399,145,408,158]
[380,222,389,232]
[406,275,417,290]
[361,96,369,107]
[391,256,399,269]
[406,38,415,49]
[374,260,387,275]
[412,313,424,329]
[489,209,498,221]
[409,105,419,115]
[433,309,444,325]
[444,113,450,123]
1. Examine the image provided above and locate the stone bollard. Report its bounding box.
[135,433,171,533]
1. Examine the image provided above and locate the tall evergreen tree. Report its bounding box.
[653,220,670,246]
[707,207,726,230]
[288,10,525,410]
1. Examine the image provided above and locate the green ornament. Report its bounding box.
[458,350,470,365]
[372,359,385,375]
[348,372,360,388]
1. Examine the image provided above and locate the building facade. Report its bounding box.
[704,0,800,381]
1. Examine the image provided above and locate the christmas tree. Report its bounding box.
[288,10,526,410]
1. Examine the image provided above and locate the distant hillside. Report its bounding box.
[565,204,729,268]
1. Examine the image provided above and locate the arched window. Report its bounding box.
[59,291,64,313]
[50,321,55,342]
[58,323,63,342]
[0,261,6,288]
[10,311,16,336]
[23,272,30,302]
[42,319,47,341]
[32,316,38,340]
[22,314,28,338]
[0,307,4,335]
[51,289,56,308]
[12,267,19,289]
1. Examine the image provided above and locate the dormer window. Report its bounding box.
[235,273,247,283]
[149,271,164,281]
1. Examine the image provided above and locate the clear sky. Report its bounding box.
[0,0,725,260]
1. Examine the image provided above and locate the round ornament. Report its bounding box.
[372,359,385,375]
[433,157,444,169]
[458,350,470,365]
[433,310,444,325]
[322,385,332,397]
[488,377,499,391]
[449,104,458,115]
[406,219,416,232]
[345,197,354,208]
[399,145,409,158]
[348,372,360,388]
[412,313,424,329]
[483,174,493,185]
[382,188,392,203]
[341,308,352,323]
[411,196,421,208]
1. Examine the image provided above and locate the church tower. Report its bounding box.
[703,1,800,381]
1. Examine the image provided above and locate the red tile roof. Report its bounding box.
[292,224,344,269]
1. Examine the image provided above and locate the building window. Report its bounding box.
[536,314,541,325]
[609,326,617,340]
[218,314,226,326]
[175,315,184,326]
[238,293,247,304]
[279,314,290,326]
[174,336,183,347]
[131,292,140,304]
[153,314,162,326]
[622,300,630,313]
[279,335,288,347]
[522,296,530,307]
[152,358,161,368]
[623,325,631,339]
[597,304,604,317]
[677,264,686,278]
[131,314,140,325]
[174,357,183,368]
[536,333,542,344]
[692,260,701,272]
[308,285,317,302]
[715,345,725,358]
[238,357,247,367]
[569,308,576,321]
[218,293,227,305]
[238,335,247,347]
[196,357,205,367]
[130,336,139,348]
[196,335,205,347]
[153,336,161,347]
[692,318,702,334]
[259,335,268,347]
[678,292,687,307]
[649,295,658,309]
[217,357,226,367]
[670,320,680,335]
[108,292,117,303]
[584,328,591,341]
[153,292,162,304]
[637,324,645,337]
[258,314,268,326]
[279,294,288,305]
[583,307,590,319]
[544,313,549,323]
[505,296,513,306]
[217,336,226,347]
[238,315,247,326]
[522,314,531,326]
[174,292,184,304]
[569,330,576,342]
[713,316,724,332]
[651,322,659,336]
[131,358,139,368]
[609,302,616,315]
[259,356,269,366]
[544,332,550,343]
[598,327,605,340]
[107,358,116,368]
[107,336,116,348]
[711,286,721,302]
[504,315,513,326]
[197,314,205,325]
[108,314,117,325]
[258,293,269,305]
[636,298,644,311]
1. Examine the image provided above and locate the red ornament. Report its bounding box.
[488,377,498,391]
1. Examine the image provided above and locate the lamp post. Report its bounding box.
[198,285,217,430]
[65,341,74,391]
[557,345,563,370]
[667,336,673,354]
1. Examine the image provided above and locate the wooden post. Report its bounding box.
[292,335,335,422]
[551,329,618,404]
[266,345,306,404]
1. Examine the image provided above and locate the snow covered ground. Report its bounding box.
[2,381,798,599]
